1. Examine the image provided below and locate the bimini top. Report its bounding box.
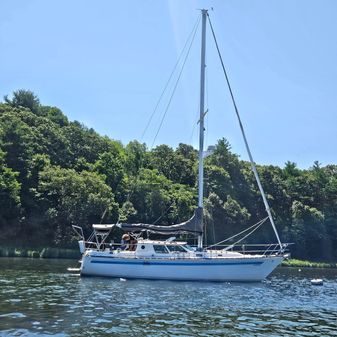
[92,224,114,231]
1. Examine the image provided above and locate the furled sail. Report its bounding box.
[116,207,203,235]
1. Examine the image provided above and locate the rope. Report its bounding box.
[207,14,283,248]
[206,216,268,249]
[151,14,200,149]
[141,15,201,141]
[152,201,175,225]
[222,217,268,251]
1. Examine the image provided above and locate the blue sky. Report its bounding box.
[1,0,336,168]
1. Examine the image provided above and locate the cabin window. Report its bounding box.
[153,245,169,254]
[167,245,186,253]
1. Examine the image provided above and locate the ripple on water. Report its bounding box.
[0,312,26,319]
[0,259,337,336]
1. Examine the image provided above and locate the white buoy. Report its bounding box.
[120,278,127,282]
[311,278,323,286]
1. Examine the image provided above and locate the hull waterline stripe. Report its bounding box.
[90,259,264,266]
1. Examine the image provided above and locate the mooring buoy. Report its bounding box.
[311,278,323,286]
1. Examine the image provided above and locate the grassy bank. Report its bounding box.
[282,259,337,268]
[0,246,80,259]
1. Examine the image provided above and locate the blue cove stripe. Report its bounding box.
[90,259,263,266]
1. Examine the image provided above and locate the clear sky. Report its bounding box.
[1,0,336,168]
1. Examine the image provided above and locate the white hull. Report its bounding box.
[80,253,283,282]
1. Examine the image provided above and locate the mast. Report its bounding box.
[197,9,207,249]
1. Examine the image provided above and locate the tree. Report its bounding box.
[129,168,172,223]
[290,201,327,259]
[128,168,195,224]
[149,144,196,185]
[39,106,69,126]
[205,193,250,244]
[36,166,119,246]
[0,149,21,231]
[283,161,301,178]
[204,165,233,201]
[149,145,176,180]
[94,151,126,202]
[176,143,197,161]
[62,122,122,166]
[125,140,147,176]
[4,89,40,114]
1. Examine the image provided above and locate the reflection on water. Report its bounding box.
[0,258,336,336]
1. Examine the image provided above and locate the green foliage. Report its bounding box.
[205,193,250,243]
[290,201,326,259]
[149,144,196,185]
[119,200,137,222]
[0,149,21,231]
[204,165,233,201]
[125,140,147,176]
[36,166,119,245]
[94,150,126,202]
[38,106,69,126]
[1,89,337,261]
[4,89,40,114]
[282,259,337,268]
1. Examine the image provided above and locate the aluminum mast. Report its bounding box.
[197,9,207,249]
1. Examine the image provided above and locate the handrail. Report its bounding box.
[81,240,291,258]
[205,243,292,248]
[82,240,292,249]
[72,225,84,240]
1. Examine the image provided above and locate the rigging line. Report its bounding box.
[222,217,268,251]
[141,15,201,141]
[207,14,283,248]
[152,201,175,225]
[206,216,268,249]
[151,14,200,149]
[188,35,207,146]
[205,46,209,150]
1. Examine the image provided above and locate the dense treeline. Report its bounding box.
[0,90,336,261]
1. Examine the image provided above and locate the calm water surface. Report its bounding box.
[0,258,336,336]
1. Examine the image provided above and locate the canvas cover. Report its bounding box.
[115,207,203,235]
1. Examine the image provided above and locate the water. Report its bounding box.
[0,258,336,336]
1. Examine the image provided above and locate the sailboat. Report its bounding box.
[72,10,289,281]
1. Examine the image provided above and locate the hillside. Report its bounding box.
[1,90,336,260]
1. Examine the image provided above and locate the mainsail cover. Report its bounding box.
[116,207,203,235]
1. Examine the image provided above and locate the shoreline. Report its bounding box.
[0,247,336,268]
[281,259,337,269]
[0,247,80,259]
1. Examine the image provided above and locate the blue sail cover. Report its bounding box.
[116,207,203,235]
